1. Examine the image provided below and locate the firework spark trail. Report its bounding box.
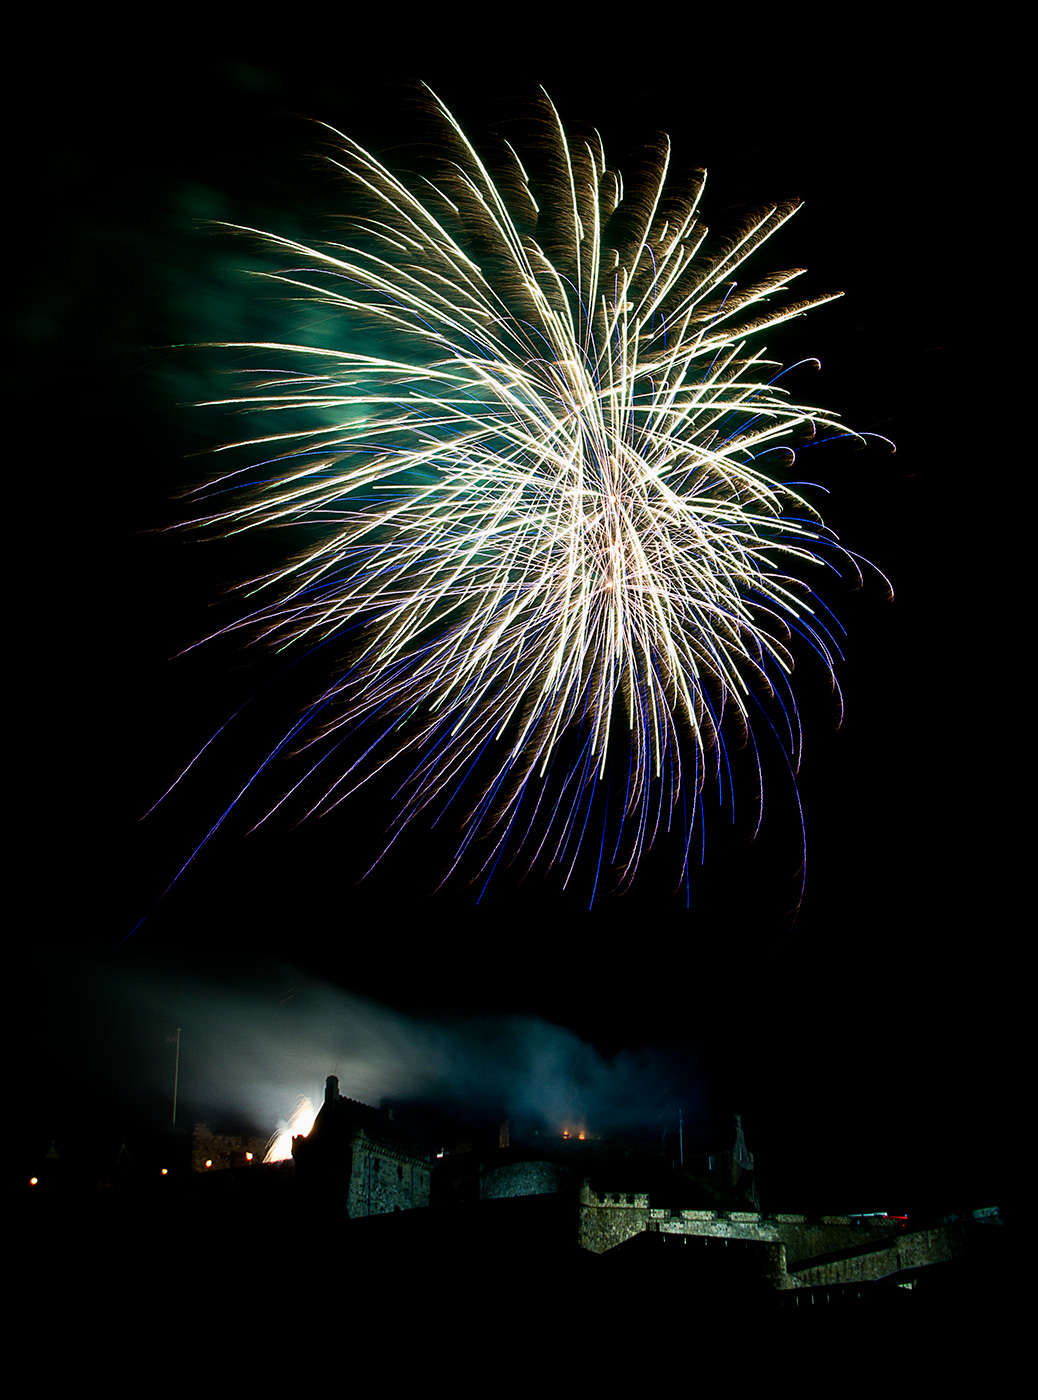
[264,1095,316,1163]
[183,88,887,899]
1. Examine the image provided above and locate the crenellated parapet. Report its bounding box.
[577,1180,996,1290]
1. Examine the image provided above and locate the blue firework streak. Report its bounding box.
[183,88,886,900]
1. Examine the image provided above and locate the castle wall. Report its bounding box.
[191,1125,268,1173]
[480,1159,574,1200]
[785,1223,966,1290]
[577,1184,966,1290]
[346,1132,431,1219]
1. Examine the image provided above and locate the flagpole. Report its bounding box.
[172,1027,181,1126]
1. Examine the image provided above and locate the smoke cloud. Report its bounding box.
[91,958,704,1140]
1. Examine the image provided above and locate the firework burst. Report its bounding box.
[184,89,883,901]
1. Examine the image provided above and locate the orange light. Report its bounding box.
[578,1132,586,1141]
[205,1159,213,1169]
[245,1152,253,1161]
[161,1168,168,1176]
[29,1177,38,1186]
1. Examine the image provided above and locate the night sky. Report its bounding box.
[21,38,1003,1220]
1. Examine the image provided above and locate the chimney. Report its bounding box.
[325,1075,340,1104]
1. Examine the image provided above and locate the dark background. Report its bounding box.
[19,35,1004,1218]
